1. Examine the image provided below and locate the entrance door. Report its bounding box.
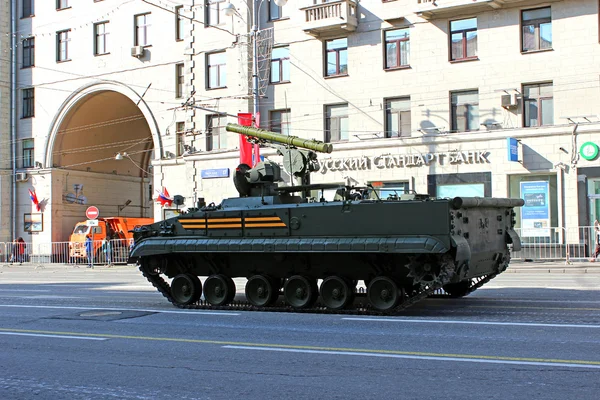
[587,179,600,226]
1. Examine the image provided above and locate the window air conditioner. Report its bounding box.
[15,172,28,182]
[501,94,519,109]
[131,46,145,58]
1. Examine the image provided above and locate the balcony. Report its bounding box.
[415,0,560,20]
[301,0,358,38]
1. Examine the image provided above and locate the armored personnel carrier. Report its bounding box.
[131,124,524,313]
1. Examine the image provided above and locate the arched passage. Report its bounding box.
[45,82,160,240]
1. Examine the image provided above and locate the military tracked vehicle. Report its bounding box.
[131,124,524,313]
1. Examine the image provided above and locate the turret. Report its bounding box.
[225,124,334,198]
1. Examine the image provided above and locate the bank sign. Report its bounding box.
[318,151,490,174]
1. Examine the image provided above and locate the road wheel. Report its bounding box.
[171,274,202,306]
[320,276,354,310]
[204,274,235,306]
[284,275,317,309]
[367,277,401,312]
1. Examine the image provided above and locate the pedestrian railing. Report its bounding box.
[0,238,133,266]
[1,227,599,266]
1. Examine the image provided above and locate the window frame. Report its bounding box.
[22,88,34,119]
[176,63,185,98]
[384,97,411,138]
[134,13,151,47]
[176,122,186,156]
[175,6,185,41]
[94,21,109,56]
[449,17,478,61]
[270,109,291,135]
[22,0,34,18]
[450,90,479,132]
[207,51,227,89]
[56,29,71,62]
[206,114,228,151]
[270,46,290,84]
[22,37,34,68]
[22,139,34,168]
[384,28,410,70]
[206,0,225,27]
[325,38,348,77]
[325,103,349,143]
[521,7,552,53]
[523,82,554,127]
[56,0,71,10]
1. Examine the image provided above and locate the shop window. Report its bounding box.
[428,172,491,198]
[385,97,411,137]
[369,182,410,200]
[523,82,553,127]
[522,7,552,52]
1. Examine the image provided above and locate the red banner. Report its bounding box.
[237,113,253,166]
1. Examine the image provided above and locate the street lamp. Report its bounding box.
[223,0,288,128]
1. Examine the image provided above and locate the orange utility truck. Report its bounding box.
[69,217,153,263]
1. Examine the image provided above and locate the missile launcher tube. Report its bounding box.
[225,123,333,154]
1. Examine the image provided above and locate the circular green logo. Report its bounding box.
[580,142,599,161]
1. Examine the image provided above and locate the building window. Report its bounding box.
[175,63,184,98]
[207,0,225,26]
[522,7,552,52]
[207,51,226,89]
[206,115,228,151]
[451,90,479,132]
[22,139,34,168]
[57,0,70,10]
[450,17,477,61]
[385,28,409,69]
[370,182,410,200]
[269,0,286,20]
[270,109,290,135]
[94,22,109,55]
[22,37,34,68]
[325,38,348,77]
[175,6,185,40]
[325,104,348,142]
[22,0,33,17]
[56,30,71,62]
[176,122,186,156]
[22,88,34,118]
[523,82,553,127]
[270,47,290,83]
[135,13,151,46]
[385,97,411,137]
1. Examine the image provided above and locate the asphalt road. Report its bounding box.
[0,264,599,400]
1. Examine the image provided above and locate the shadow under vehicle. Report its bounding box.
[131,124,524,313]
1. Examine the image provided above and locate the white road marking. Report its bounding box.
[342,318,600,329]
[0,304,239,316]
[0,332,107,340]
[223,345,600,369]
[0,289,50,292]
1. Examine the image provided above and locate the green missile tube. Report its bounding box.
[225,123,333,154]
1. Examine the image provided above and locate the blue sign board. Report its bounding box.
[507,137,519,162]
[520,181,550,237]
[201,168,230,179]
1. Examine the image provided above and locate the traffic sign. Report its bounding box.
[86,219,99,226]
[86,206,99,220]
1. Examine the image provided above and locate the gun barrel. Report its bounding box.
[225,123,333,154]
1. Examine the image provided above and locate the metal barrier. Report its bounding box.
[2,227,599,266]
[1,238,133,266]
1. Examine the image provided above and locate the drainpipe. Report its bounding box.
[10,0,17,239]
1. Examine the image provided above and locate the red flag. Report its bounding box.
[28,188,40,211]
[156,187,173,207]
[237,113,253,166]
